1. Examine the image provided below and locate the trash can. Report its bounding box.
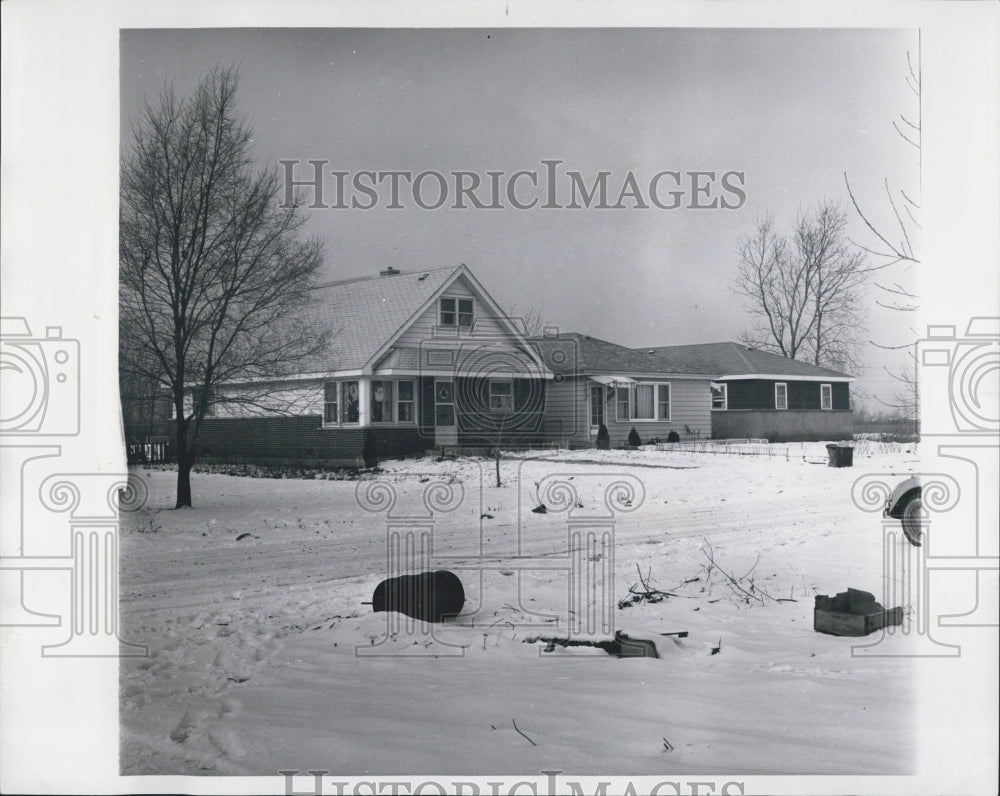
[825,443,854,468]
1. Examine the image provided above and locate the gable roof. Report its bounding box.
[308,264,538,375]
[530,334,853,380]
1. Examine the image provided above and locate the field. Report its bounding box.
[119,442,928,778]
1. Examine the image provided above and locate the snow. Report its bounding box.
[120,442,930,778]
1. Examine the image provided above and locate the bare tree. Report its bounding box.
[732,201,868,373]
[844,46,922,423]
[506,304,547,338]
[845,47,922,314]
[120,66,332,508]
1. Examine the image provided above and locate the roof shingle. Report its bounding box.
[530,334,853,379]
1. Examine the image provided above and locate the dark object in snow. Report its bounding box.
[659,631,689,638]
[814,588,903,636]
[533,630,659,658]
[666,430,681,443]
[371,570,465,623]
[612,630,658,658]
[480,513,494,519]
[531,504,547,514]
[825,443,854,468]
[236,532,252,541]
[710,638,722,655]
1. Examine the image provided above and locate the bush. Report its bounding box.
[666,430,680,443]
[596,424,611,450]
[627,427,641,447]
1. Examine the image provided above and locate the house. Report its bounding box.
[530,333,716,448]
[195,265,551,466]
[530,335,855,447]
[643,342,855,442]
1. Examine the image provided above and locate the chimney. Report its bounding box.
[380,267,401,276]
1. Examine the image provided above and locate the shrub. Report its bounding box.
[627,427,641,447]
[666,430,680,443]
[596,424,611,450]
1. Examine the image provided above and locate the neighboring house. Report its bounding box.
[530,333,716,448]
[195,265,551,466]
[644,342,855,442]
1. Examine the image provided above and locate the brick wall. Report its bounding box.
[193,416,427,466]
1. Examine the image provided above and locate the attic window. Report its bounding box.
[440,297,473,328]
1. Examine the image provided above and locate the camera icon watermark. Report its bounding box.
[414,327,581,445]
[0,316,80,437]
[918,316,999,437]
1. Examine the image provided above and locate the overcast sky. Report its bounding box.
[120,27,920,406]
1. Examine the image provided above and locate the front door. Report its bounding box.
[434,379,458,447]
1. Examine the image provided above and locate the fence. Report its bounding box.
[126,440,171,464]
[655,439,793,459]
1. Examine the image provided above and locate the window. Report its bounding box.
[775,382,788,410]
[489,380,513,413]
[633,384,655,420]
[397,380,415,422]
[616,386,631,421]
[657,383,671,421]
[440,297,474,328]
[820,383,832,411]
[324,381,339,424]
[344,381,360,422]
[458,298,474,328]
[615,383,671,422]
[440,297,456,326]
[590,385,605,427]
[711,383,727,410]
[371,380,394,423]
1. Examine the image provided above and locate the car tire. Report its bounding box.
[898,491,924,547]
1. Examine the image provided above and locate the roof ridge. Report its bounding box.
[314,264,460,290]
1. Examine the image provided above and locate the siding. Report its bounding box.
[542,378,712,447]
[603,379,712,445]
[541,377,590,447]
[726,379,851,411]
[394,274,512,348]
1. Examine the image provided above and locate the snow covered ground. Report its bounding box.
[119,442,930,778]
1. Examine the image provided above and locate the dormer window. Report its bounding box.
[440,297,474,328]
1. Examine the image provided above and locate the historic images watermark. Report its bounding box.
[280,159,747,211]
[850,316,1000,657]
[278,769,747,795]
[0,315,146,657]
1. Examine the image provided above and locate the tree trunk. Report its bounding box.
[174,417,193,508]
[495,447,501,488]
